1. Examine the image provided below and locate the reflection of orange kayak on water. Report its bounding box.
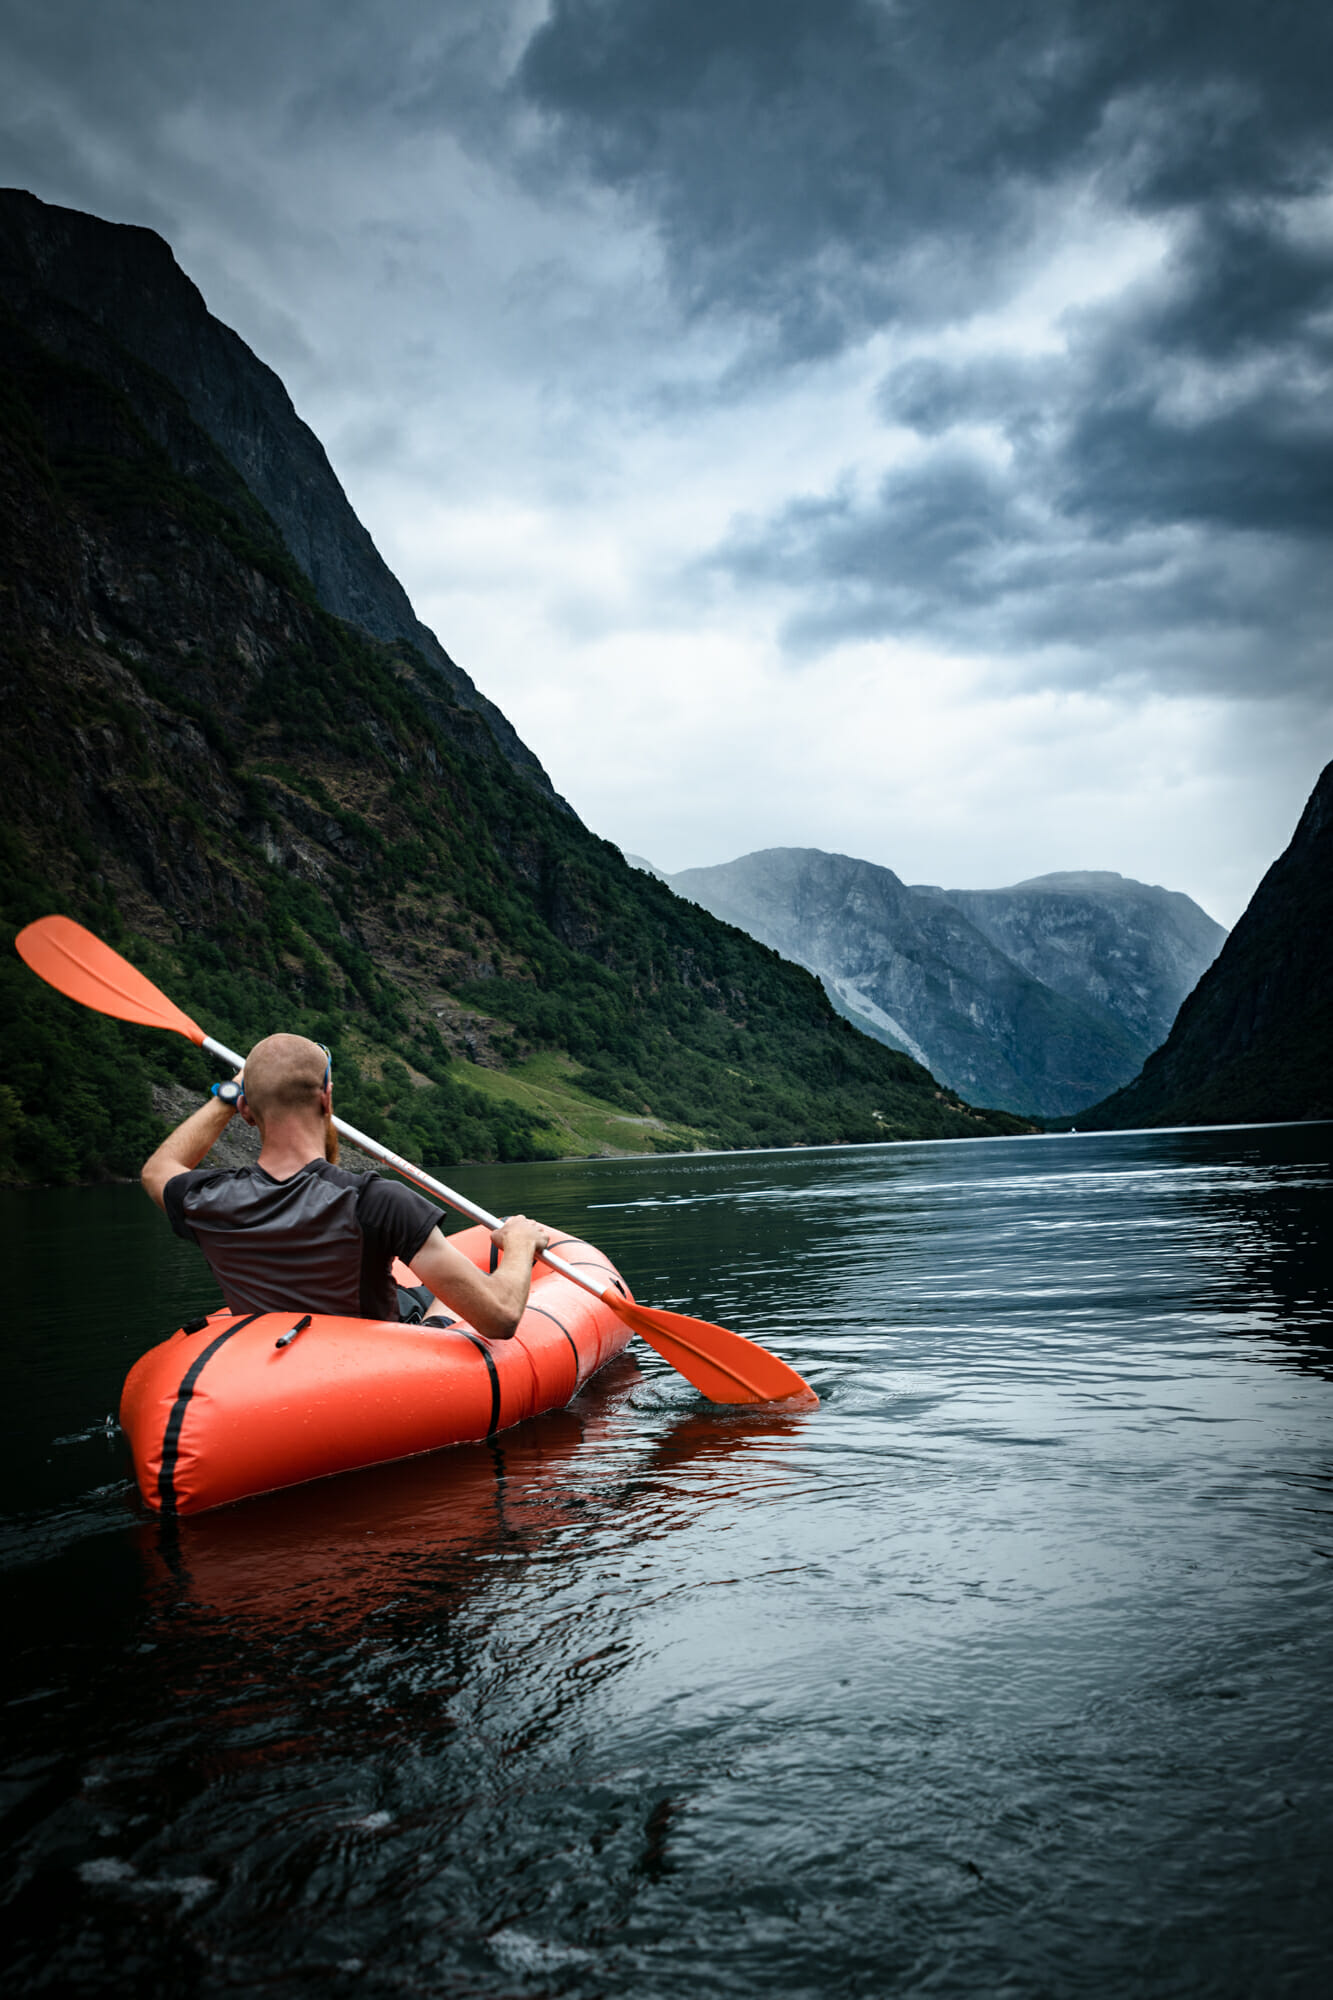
[120,1225,634,1517]
[135,1382,810,1635]
[138,1403,613,1626]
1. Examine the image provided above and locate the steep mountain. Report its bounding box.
[0,193,1032,1184]
[913,872,1225,1052]
[669,848,1155,1118]
[1082,763,1333,1129]
[624,852,669,880]
[0,187,555,801]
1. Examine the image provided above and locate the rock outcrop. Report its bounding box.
[1081,763,1333,1128]
[914,873,1225,1055]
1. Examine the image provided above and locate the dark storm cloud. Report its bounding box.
[912,208,1333,552]
[725,450,1331,698]
[717,192,1333,687]
[519,0,1057,356]
[721,336,1333,692]
[519,0,1333,345]
[521,1,1333,693]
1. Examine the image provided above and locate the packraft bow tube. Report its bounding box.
[121,1225,633,1516]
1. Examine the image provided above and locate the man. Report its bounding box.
[141,1033,549,1339]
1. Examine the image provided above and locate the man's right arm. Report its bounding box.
[142,1094,238,1210]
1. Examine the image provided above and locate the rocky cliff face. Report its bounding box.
[1082,764,1333,1128]
[0,187,559,802]
[669,849,1224,1119]
[915,872,1225,1052]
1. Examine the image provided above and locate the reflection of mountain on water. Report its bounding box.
[1213,1128,1333,1381]
[1125,1124,1333,1382]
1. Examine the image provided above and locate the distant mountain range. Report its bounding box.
[1082,760,1333,1130]
[643,851,1226,1118]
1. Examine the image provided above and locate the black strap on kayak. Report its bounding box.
[460,1332,502,1435]
[494,1233,625,1297]
[522,1303,580,1376]
[564,1261,628,1299]
[546,1247,629,1298]
[561,1262,626,1297]
[158,1312,264,1516]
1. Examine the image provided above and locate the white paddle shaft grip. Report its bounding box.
[200,1036,606,1305]
[202,1035,246,1068]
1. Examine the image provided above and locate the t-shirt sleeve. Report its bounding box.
[356,1174,446,1269]
[162,1167,220,1241]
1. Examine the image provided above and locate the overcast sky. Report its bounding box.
[3,0,1331,923]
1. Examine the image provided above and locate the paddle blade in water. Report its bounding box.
[605,1292,817,1407]
[15,916,205,1043]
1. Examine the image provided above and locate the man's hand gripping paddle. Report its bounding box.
[16,917,817,1407]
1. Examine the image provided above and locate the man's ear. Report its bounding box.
[240,1103,259,1128]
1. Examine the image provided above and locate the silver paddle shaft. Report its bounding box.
[201,1034,608,1305]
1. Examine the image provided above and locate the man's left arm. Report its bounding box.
[142,1092,239,1211]
[409,1217,550,1340]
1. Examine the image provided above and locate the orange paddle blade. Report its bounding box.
[14,916,205,1043]
[604,1290,817,1407]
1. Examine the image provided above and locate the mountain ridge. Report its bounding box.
[666,847,1224,1118]
[0,186,561,804]
[1080,762,1333,1129]
[912,871,1225,1053]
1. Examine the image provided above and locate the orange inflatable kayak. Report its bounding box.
[120,1225,634,1516]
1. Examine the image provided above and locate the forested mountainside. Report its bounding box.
[1081,762,1333,1130]
[666,850,1223,1119]
[0,195,1031,1184]
[0,187,552,798]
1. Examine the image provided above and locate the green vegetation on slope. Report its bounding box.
[0,305,1031,1183]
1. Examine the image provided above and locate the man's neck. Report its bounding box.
[255,1120,328,1182]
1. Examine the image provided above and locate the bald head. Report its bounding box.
[242,1034,331,1129]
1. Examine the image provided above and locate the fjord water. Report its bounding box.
[2,1127,1330,1998]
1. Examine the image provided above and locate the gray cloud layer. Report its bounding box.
[520,1,1333,334]
[0,0,1327,915]
[521,1,1333,694]
[6,1,1329,695]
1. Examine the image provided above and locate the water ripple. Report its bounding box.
[0,1126,1331,1997]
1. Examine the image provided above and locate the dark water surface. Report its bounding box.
[2,1126,1331,1997]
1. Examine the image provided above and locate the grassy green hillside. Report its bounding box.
[0,304,1031,1184]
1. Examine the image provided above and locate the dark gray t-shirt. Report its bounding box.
[163,1160,444,1319]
